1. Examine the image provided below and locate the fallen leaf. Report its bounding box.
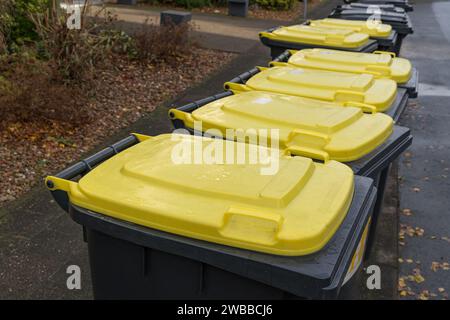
[415,227,425,236]
[431,262,441,272]
[414,274,425,283]
[402,208,413,216]
[413,269,425,283]
[418,292,429,300]
[438,288,445,293]
[398,278,407,289]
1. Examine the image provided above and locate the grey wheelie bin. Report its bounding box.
[337,3,406,13]
[328,7,414,54]
[222,66,410,121]
[259,24,379,59]
[343,0,413,12]
[307,18,398,53]
[169,90,413,260]
[46,133,377,299]
[271,49,418,98]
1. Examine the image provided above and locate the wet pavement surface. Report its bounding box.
[397,0,450,300]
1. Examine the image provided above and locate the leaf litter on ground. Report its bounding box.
[0,48,235,207]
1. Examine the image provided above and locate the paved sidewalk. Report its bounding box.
[98,1,336,53]
[96,5,284,53]
[397,0,450,300]
[106,5,281,39]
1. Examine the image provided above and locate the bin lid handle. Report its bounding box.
[365,64,392,76]
[343,101,377,114]
[269,61,289,68]
[169,109,195,128]
[285,145,330,163]
[224,82,251,93]
[220,207,283,245]
[373,50,396,58]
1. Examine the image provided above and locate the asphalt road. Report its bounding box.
[397,0,450,300]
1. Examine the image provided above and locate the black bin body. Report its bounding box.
[374,30,399,54]
[343,0,413,12]
[68,176,377,299]
[260,26,379,60]
[271,50,419,98]
[329,8,413,56]
[170,87,413,259]
[329,9,414,36]
[337,3,406,13]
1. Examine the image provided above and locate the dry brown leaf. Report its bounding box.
[431,262,441,272]
[402,208,413,216]
[418,294,429,300]
[441,236,450,243]
[414,275,425,283]
[415,228,425,236]
[418,290,430,300]
[413,269,425,283]
[398,278,406,289]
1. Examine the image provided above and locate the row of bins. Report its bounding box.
[343,0,414,12]
[260,1,413,58]
[45,0,417,299]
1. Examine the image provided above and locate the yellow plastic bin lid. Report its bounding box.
[260,25,370,49]
[283,49,412,83]
[310,18,392,38]
[48,134,355,256]
[225,66,397,112]
[170,91,394,162]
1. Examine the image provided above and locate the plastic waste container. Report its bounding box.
[308,18,398,53]
[329,8,413,35]
[271,49,418,98]
[259,25,378,59]
[46,133,377,299]
[223,66,409,121]
[343,0,413,12]
[337,3,406,13]
[328,7,413,54]
[169,90,413,258]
